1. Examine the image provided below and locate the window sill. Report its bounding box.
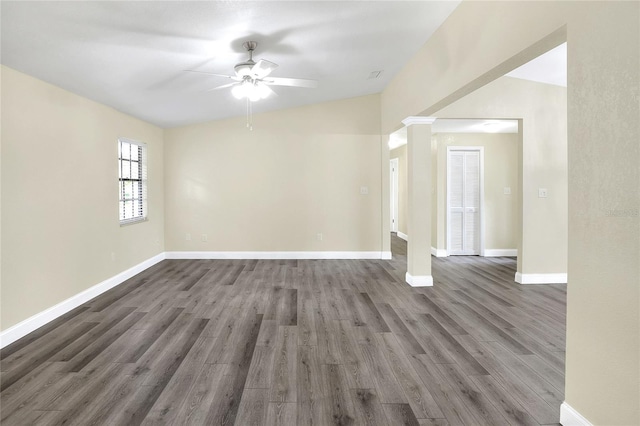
[120,217,148,227]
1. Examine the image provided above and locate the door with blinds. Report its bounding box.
[447,148,482,255]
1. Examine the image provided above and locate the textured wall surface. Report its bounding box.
[2,66,165,330]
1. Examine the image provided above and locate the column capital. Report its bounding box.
[402,116,437,127]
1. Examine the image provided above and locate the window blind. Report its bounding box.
[118,138,147,224]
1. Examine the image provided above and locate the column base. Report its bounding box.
[515,272,568,284]
[405,272,433,287]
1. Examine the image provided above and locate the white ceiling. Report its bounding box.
[432,119,518,134]
[506,43,567,87]
[1,1,460,128]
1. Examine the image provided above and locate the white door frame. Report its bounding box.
[390,158,399,232]
[446,146,485,256]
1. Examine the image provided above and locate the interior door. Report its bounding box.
[448,149,481,255]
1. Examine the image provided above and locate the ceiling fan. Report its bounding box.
[186,41,318,102]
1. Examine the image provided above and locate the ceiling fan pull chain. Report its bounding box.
[245,97,253,131]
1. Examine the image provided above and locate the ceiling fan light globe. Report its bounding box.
[256,82,271,99]
[249,91,261,102]
[231,84,245,99]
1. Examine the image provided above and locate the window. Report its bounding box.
[118,138,147,224]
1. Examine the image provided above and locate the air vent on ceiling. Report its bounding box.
[368,70,383,79]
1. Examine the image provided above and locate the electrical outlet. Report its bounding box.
[185,233,191,241]
[504,187,511,195]
[538,188,548,198]
[360,186,369,195]
[317,233,323,241]
[201,234,208,242]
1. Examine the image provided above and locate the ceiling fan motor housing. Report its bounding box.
[234,60,255,77]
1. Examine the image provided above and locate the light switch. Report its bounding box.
[538,188,548,198]
[504,187,511,195]
[360,186,369,195]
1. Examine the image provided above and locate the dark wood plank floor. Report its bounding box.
[0,234,566,425]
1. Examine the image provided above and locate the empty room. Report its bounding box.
[1,2,638,426]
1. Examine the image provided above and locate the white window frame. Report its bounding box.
[118,137,148,225]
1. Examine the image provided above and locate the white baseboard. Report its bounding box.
[484,249,517,257]
[515,272,568,284]
[430,247,448,257]
[381,251,393,260]
[165,251,387,260]
[396,232,408,241]
[405,272,433,287]
[0,252,166,349]
[560,402,592,426]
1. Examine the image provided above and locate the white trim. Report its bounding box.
[515,272,568,284]
[402,116,437,126]
[396,231,408,241]
[447,146,485,256]
[560,402,592,426]
[484,249,518,257]
[390,158,399,233]
[381,251,393,260]
[118,138,148,225]
[431,247,448,257]
[165,251,386,260]
[0,252,166,349]
[405,272,433,287]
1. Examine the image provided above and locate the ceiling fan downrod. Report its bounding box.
[243,41,258,58]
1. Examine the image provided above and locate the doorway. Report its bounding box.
[447,147,484,255]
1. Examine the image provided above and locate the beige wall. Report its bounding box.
[405,123,433,279]
[164,95,382,252]
[390,144,407,236]
[434,133,518,252]
[431,136,438,248]
[565,3,639,423]
[381,1,639,423]
[1,66,165,331]
[436,77,567,275]
[0,67,3,332]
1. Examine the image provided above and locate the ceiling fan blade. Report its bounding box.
[263,77,318,88]
[185,69,240,80]
[203,82,238,92]
[251,59,278,78]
